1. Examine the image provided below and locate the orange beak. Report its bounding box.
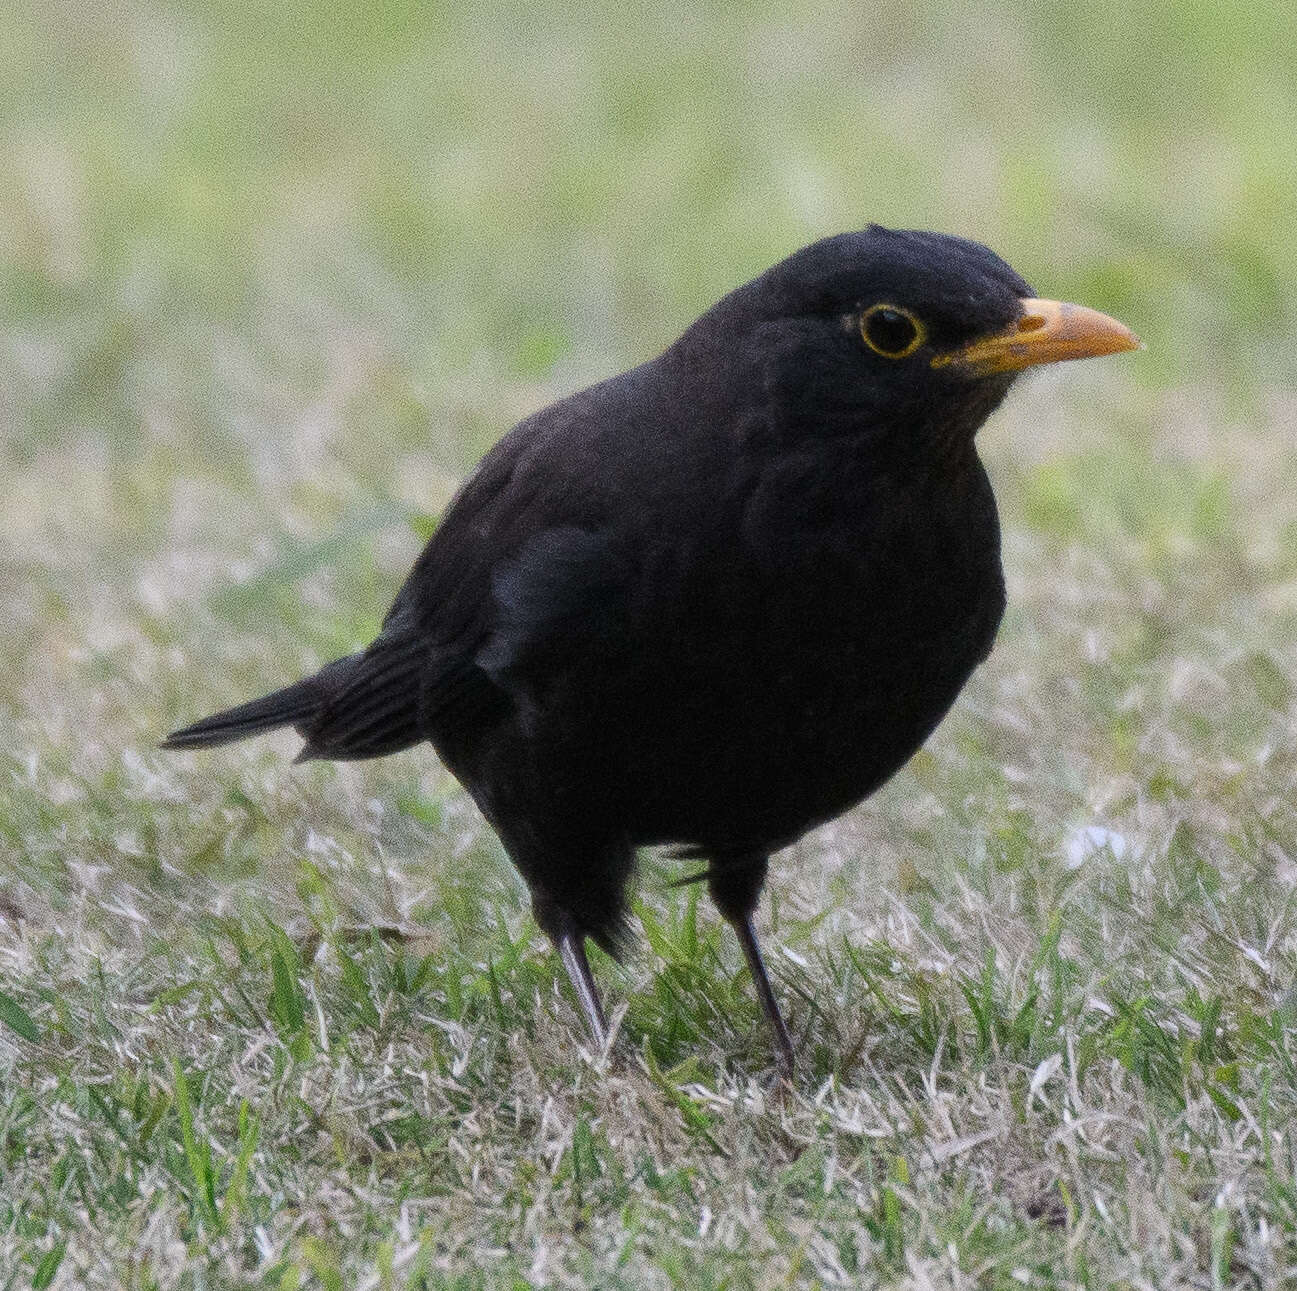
[933,298,1141,376]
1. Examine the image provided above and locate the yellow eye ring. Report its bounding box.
[860,304,926,359]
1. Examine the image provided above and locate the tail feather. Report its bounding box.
[161,655,359,752]
[165,632,437,762]
[294,635,426,761]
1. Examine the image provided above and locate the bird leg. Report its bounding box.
[709,855,795,1077]
[732,913,795,1078]
[553,920,609,1052]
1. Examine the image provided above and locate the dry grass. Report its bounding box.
[4,367,1295,1288]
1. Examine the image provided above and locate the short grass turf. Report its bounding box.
[3,1,1297,1287]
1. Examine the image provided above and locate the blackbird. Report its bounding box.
[164,226,1138,1072]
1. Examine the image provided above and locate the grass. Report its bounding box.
[3,0,1297,1286]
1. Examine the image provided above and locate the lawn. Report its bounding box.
[2,1,1296,1286]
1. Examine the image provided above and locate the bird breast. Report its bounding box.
[609,445,1006,848]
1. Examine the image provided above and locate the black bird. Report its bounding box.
[164,226,1138,1072]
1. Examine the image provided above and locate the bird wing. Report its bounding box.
[373,378,674,721]
[473,525,630,685]
[297,433,637,763]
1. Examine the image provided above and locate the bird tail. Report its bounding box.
[161,655,360,752]
[162,635,429,762]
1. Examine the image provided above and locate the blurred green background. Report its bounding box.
[4,0,1295,696]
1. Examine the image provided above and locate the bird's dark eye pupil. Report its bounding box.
[865,308,919,356]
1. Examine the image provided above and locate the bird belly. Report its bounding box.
[622,567,1003,854]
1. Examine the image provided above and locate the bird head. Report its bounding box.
[708,225,1139,459]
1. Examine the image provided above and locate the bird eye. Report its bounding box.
[860,304,925,359]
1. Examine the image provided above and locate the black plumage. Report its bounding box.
[165,226,1138,1071]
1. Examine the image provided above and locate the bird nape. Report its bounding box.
[164,226,1139,1076]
